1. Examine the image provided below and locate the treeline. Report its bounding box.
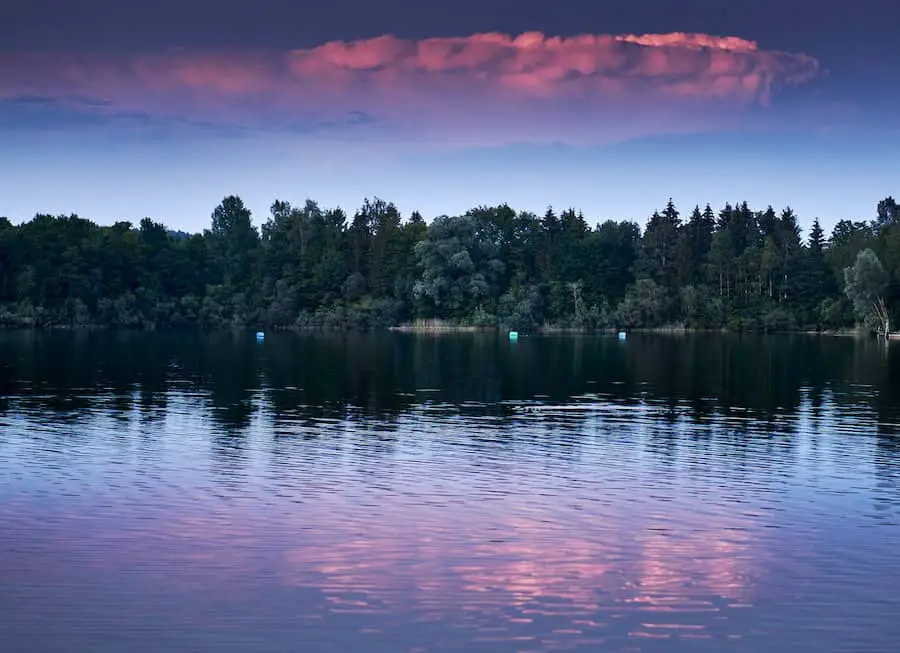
[0,195,898,333]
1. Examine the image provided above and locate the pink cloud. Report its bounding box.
[0,31,821,145]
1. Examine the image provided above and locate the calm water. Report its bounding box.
[2,331,900,653]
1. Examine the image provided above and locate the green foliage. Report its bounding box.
[844,249,891,335]
[2,194,900,334]
[412,214,504,318]
[616,279,669,328]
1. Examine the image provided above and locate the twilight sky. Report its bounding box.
[2,0,899,233]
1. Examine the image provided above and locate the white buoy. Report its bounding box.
[509,330,519,341]
[255,331,265,342]
[617,331,627,341]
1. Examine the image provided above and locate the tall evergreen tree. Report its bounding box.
[208,195,258,288]
[637,199,681,288]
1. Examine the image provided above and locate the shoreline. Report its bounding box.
[386,324,873,337]
[0,324,880,338]
[388,324,489,334]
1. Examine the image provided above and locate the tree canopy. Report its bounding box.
[1,194,899,333]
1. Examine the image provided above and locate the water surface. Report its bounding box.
[1,331,900,652]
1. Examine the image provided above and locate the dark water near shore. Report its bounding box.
[2,331,900,652]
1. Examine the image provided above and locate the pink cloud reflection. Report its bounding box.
[0,489,771,646]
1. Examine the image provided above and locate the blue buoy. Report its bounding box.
[508,330,519,341]
[255,331,265,342]
[617,331,627,341]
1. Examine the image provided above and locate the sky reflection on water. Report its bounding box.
[1,332,900,652]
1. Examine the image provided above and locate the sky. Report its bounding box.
[2,0,899,234]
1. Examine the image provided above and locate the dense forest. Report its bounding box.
[1,195,898,334]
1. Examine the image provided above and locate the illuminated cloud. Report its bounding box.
[0,32,821,146]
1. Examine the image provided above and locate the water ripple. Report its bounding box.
[2,333,900,652]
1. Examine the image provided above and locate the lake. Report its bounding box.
[1,331,899,652]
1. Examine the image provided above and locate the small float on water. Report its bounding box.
[255,331,265,342]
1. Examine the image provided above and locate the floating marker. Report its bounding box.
[255,331,265,342]
[617,331,627,341]
[508,330,519,341]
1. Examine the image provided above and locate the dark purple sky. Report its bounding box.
[1,0,898,231]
